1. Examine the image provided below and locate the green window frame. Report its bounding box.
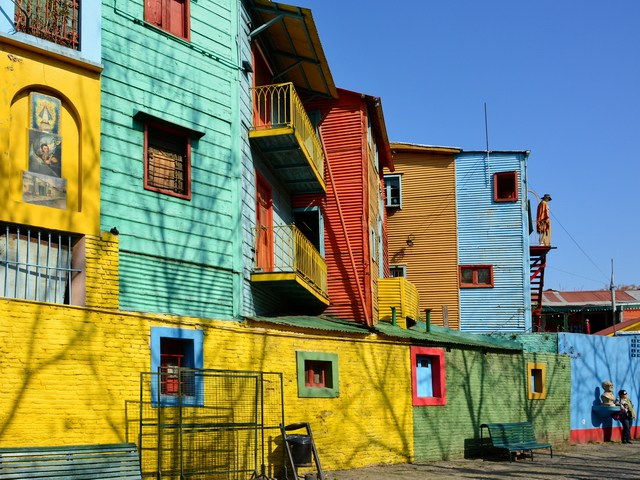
[296,351,339,398]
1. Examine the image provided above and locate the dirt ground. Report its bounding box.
[322,441,640,479]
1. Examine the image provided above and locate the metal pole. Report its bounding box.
[611,259,617,336]
[391,306,396,326]
[425,309,431,333]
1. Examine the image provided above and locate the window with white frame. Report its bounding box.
[0,223,82,305]
[384,175,402,208]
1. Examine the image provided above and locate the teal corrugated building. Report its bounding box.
[100,0,248,320]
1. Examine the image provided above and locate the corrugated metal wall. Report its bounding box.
[387,150,460,328]
[456,152,531,333]
[313,91,371,323]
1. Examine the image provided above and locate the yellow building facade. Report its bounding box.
[387,143,462,329]
[0,38,101,236]
[0,234,415,472]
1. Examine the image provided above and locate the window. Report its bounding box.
[145,0,190,41]
[460,265,493,288]
[144,123,191,199]
[390,265,406,278]
[384,175,402,208]
[0,223,82,305]
[14,0,80,49]
[494,171,518,202]
[411,347,446,406]
[296,351,339,398]
[527,363,547,399]
[151,327,203,406]
[294,207,324,255]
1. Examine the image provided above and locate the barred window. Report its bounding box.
[0,223,81,304]
[14,0,80,50]
[144,123,191,200]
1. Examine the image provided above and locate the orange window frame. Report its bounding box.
[459,265,494,288]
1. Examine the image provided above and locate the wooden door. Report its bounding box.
[256,175,273,272]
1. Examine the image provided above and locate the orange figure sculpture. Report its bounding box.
[536,194,552,246]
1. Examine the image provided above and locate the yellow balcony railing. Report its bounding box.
[253,225,327,298]
[378,277,420,329]
[251,83,324,182]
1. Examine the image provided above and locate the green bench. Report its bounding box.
[480,422,552,462]
[0,442,142,479]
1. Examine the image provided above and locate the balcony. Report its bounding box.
[251,225,329,307]
[378,277,420,329]
[249,83,326,194]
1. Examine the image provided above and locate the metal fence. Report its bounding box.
[139,369,285,479]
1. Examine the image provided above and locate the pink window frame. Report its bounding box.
[411,346,446,406]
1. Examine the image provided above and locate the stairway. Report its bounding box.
[530,246,552,331]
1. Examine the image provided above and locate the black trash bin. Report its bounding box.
[286,434,313,467]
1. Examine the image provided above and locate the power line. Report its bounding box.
[548,209,609,281]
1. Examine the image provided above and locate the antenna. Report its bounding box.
[484,103,490,186]
[484,103,490,153]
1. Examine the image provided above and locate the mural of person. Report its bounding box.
[536,194,552,246]
[29,131,62,178]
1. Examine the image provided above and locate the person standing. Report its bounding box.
[616,390,636,444]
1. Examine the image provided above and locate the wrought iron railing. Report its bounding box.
[14,0,80,50]
[253,224,327,296]
[251,83,324,180]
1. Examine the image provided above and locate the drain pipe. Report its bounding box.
[391,306,397,326]
[425,309,432,333]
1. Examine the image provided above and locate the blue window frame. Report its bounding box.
[151,326,203,406]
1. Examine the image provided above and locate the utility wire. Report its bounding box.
[548,209,609,281]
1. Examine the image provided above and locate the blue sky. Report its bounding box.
[298,0,640,291]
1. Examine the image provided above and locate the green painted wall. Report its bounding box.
[100,0,244,319]
[413,350,570,462]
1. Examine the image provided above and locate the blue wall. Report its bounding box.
[559,332,640,441]
[455,151,531,333]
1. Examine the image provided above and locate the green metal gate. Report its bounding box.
[139,369,285,479]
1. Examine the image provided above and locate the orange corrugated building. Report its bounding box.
[296,89,395,325]
[386,143,462,329]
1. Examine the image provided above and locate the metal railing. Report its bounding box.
[14,0,80,50]
[251,83,324,180]
[0,223,79,304]
[253,225,327,296]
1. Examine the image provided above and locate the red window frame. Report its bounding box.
[305,360,330,388]
[459,265,494,288]
[144,122,192,200]
[493,171,518,202]
[411,347,446,406]
[145,0,190,41]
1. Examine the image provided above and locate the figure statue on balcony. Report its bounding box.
[536,194,552,246]
[601,381,615,406]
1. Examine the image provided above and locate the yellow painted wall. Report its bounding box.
[0,40,101,235]
[0,234,413,471]
[388,146,461,329]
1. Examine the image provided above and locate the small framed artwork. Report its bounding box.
[30,92,61,135]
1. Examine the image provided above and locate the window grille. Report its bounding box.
[14,0,80,50]
[145,123,191,199]
[0,223,80,304]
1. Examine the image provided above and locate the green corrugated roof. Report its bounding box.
[375,322,522,351]
[247,315,372,334]
[246,316,522,351]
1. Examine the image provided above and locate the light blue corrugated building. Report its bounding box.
[455,151,532,332]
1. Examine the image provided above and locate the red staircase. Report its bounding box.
[530,245,552,331]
